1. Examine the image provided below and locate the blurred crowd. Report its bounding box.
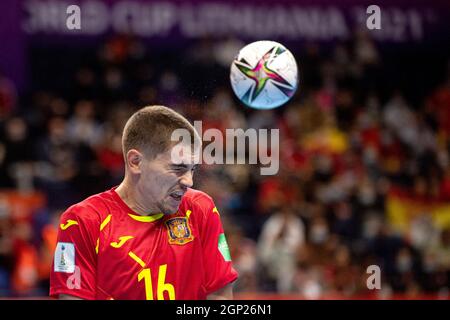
[0,32,449,298]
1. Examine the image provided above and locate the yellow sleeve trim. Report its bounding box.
[128,251,146,268]
[100,214,112,231]
[212,207,220,215]
[95,214,112,254]
[128,213,164,222]
[185,210,192,219]
[60,219,78,230]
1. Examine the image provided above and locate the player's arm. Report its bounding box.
[196,194,239,299]
[206,282,234,300]
[50,206,100,300]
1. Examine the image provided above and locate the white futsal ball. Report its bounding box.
[230,40,299,110]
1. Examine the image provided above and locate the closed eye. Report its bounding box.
[171,164,187,171]
[170,164,198,171]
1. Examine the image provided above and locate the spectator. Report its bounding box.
[258,205,305,293]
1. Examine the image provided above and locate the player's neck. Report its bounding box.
[115,181,159,216]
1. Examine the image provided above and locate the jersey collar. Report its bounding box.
[128,213,164,222]
[111,186,165,223]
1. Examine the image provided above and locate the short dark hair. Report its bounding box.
[122,105,199,159]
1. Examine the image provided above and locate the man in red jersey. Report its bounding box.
[49,105,238,300]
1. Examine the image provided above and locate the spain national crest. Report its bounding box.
[165,217,194,245]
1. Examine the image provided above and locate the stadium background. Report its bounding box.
[1,0,450,299]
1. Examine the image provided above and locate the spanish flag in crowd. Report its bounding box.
[387,187,450,232]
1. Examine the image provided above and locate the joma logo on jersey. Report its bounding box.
[165,217,194,245]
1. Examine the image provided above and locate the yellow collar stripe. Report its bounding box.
[128,213,164,222]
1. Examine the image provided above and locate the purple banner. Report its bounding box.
[1,0,450,91]
[0,0,26,90]
[21,0,450,43]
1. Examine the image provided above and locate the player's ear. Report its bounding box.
[126,149,143,174]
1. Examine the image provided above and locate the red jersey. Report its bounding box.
[49,187,238,300]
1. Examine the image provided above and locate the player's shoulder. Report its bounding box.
[181,188,220,222]
[62,189,115,224]
[182,188,215,208]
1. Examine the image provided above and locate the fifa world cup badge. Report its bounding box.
[165,217,194,245]
[60,245,66,266]
[54,242,75,273]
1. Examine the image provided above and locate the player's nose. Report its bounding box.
[180,170,194,188]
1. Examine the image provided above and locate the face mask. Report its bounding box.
[396,255,412,273]
[423,255,437,273]
[363,147,378,165]
[310,225,328,244]
[359,186,376,205]
[363,217,380,239]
